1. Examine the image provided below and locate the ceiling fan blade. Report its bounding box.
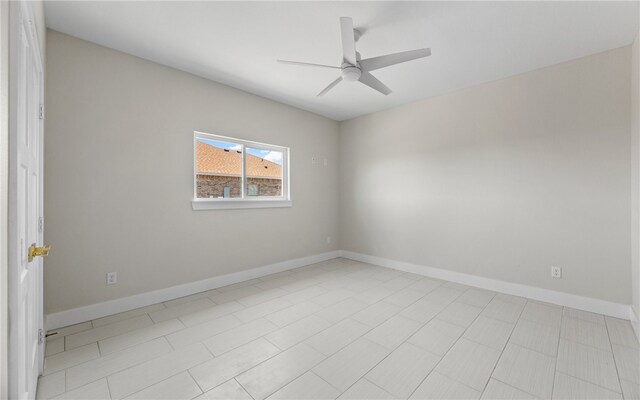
[277,60,341,69]
[317,77,343,97]
[358,72,391,95]
[340,17,357,66]
[359,48,431,72]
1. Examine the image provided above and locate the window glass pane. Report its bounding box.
[245,147,283,197]
[195,138,242,198]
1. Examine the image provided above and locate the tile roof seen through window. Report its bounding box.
[196,141,282,178]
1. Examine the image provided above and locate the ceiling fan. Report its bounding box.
[277,17,431,97]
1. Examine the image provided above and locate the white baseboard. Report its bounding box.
[631,307,640,342]
[340,250,632,320]
[45,250,340,331]
[46,248,635,330]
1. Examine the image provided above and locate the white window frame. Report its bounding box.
[192,131,291,210]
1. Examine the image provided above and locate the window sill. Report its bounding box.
[192,199,293,210]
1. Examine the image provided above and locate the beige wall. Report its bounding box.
[339,47,632,304]
[632,32,640,323]
[44,30,339,314]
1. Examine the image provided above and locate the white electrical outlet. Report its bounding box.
[106,272,118,285]
[311,157,317,165]
[551,266,562,279]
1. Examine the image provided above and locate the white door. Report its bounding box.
[8,2,45,399]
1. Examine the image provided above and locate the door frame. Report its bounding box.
[7,0,45,398]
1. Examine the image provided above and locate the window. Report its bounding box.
[192,131,290,210]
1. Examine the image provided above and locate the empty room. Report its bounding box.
[1,1,639,399]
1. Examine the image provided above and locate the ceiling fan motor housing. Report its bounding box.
[341,64,361,82]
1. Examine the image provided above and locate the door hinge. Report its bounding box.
[39,104,44,120]
[38,216,44,233]
[38,329,44,344]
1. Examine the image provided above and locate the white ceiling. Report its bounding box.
[44,1,639,121]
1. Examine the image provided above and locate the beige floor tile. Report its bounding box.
[620,379,640,400]
[422,286,465,306]
[36,371,65,400]
[108,342,212,399]
[266,315,332,350]
[463,316,514,351]
[316,298,369,324]
[255,276,299,291]
[44,343,100,375]
[338,379,395,399]
[45,336,65,357]
[456,289,496,308]
[52,379,110,400]
[313,338,390,391]
[163,292,214,308]
[364,315,423,350]
[380,276,416,292]
[383,289,427,308]
[410,372,481,400]
[266,301,324,328]
[480,379,537,399]
[481,299,523,324]
[493,294,527,306]
[437,302,483,328]
[366,342,440,398]
[552,372,622,400]
[237,288,289,307]
[203,318,278,356]
[520,301,562,328]
[36,262,637,400]
[509,318,560,356]
[179,300,245,327]
[236,343,326,400]
[126,371,202,399]
[443,282,470,291]
[194,379,252,400]
[492,343,555,398]
[98,319,184,355]
[279,285,328,304]
[190,338,280,392]
[312,289,356,307]
[606,317,640,349]
[67,337,171,390]
[612,344,640,384]
[407,278,442,293]
[353,286,395,305]
[305,319,371,356]
[267,372,340,400]
[556,339,621,393]
[408,318,465,356]
[562,308,605,325]
[233,298,293,323]
[149,298,216,323]
[166,314,242,348]
[208,285,264,305]
[47,321,93,338]
[561,317,611,351]
[401,300,445,324]
[352,301,402,327]
[65,315,153,350]
[435,338,501,391]
[92,303,166,328]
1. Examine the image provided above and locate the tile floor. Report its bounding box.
[37,258,640,400]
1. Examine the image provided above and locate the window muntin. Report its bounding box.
[194,132,289,203]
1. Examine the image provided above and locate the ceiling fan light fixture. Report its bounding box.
[341,66,361,82]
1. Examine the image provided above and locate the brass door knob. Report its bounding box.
[28,243,50,263]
